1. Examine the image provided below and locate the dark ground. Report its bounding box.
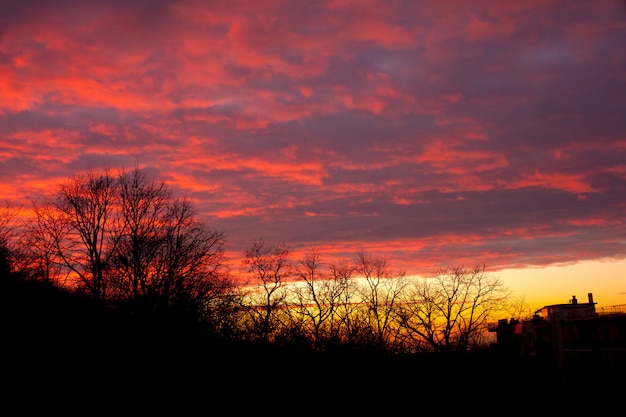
[3,278,623,414]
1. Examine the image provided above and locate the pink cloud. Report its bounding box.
[0,0,624,287]
[416,139,508,175]
[511,170,596,194]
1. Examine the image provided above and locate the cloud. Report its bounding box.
[1,0,625,277]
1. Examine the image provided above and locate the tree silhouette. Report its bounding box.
[240,238,293,343]
[0,203,13,278]
[398,264,508,352]
[327,258,361,347]
[292,247,338,350]
[354,249,408,351]
[3,169,522,376]
[110,168,229,319]
[25,167,231,324]
[32,169,118,300]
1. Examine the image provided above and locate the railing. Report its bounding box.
[488,305,626,331]
[597,304,626,316]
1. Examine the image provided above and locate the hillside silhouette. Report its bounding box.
[4,274,623,414]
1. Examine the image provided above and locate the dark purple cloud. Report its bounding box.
[1,0,625,297]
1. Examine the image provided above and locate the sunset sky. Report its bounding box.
[1,0,625,310]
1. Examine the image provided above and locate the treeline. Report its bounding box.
[1,167,512,356]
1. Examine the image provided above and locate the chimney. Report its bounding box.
[571,295,578,305]
[588,293,594,304]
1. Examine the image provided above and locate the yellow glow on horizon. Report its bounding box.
[495,258,626,310]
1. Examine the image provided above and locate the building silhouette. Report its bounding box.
[490,293,626,386]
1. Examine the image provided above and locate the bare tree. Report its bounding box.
[22,204,67,284]
[108,167,170,303]
[107,168,230,324]
[32,170,119,300]
[240,238,293,343]
[198,275,242,340]
[28,167,232,322]
[292,248,348,350]
[0,202,14,242]
[507,295,536,321]
[326,258,361,347]
[0,202,17,277]
[397,275,448,353]
[398,264,509,352]
[151,197,228,308]
[354,250,407,351]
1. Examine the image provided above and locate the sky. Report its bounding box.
[1,0,625,310]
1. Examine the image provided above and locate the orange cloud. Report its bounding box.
[567,218,608,227]
[511,170,596,194]
[416,139,509,175]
